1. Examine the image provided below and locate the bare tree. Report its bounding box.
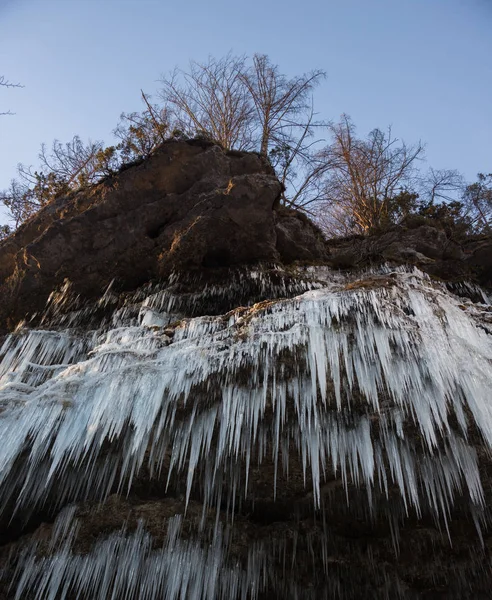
[239,55,327,211]
[270,109,329,212]
[36,136,119,188]
[241,54,325,158]
[319,115,424,235]
[1,136,119,228]
[159,54,255,151]
[0,76,21,87]
[158,53,328,212]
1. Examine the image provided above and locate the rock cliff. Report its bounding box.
[328,223,492,292]
[0,140,326,330]
[0,141,491,600]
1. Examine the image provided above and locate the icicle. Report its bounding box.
[0,265,491,570]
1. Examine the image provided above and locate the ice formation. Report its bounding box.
[1,265,492,598]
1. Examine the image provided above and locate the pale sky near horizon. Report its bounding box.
[0,0,491,224]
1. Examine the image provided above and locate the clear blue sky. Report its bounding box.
[1,0,491,223]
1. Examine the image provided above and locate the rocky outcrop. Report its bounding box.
[2,139,490,332]
[466,235,492,288]
[275,207,328,263]
[328,223,492,292]
[0,140,327,330]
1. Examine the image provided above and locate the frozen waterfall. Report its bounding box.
[1,265,491,599]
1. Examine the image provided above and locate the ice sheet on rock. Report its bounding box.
[37,266,323,332]
[0,267,491,526]
[446,280,491,305]
[0,330,89,389]
[9,509,412,600]
[12,515,269,600]
[9,498,488,600]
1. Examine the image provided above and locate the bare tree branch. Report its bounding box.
[0,76,23,89]
[0,74,23,115]
[141,90,167,144]
[419,168,464,204]
[240,54,325,157]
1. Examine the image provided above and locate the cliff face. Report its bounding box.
[327,224,492,292]
[0,140,326,330]
[0,143,492,600]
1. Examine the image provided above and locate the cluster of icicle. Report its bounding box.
[1,265,492,598]
[10,504,415,600]
[13,511,266,600]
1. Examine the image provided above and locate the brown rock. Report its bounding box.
[275,206,329,263]
[465,236,492,288]
[0,141,327,330]
[327,225,483,285]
